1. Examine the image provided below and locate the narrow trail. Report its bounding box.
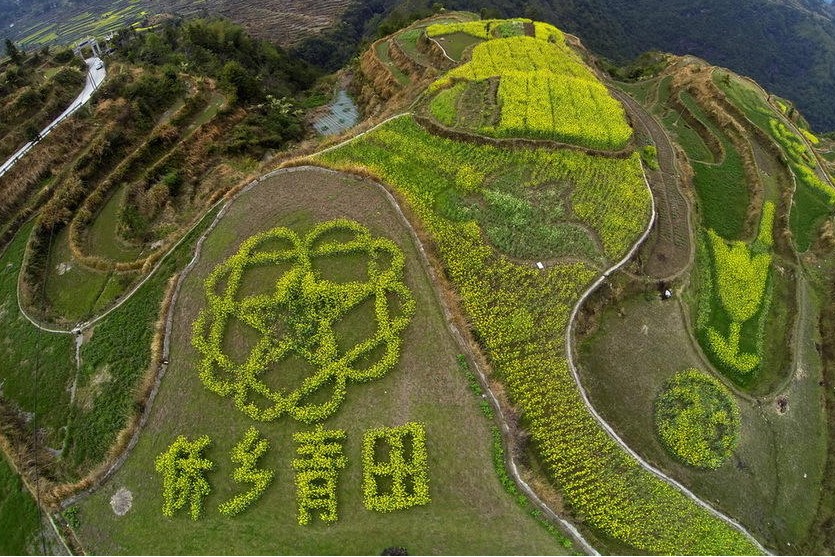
[609,86,696,282]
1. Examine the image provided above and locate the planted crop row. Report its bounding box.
[367,117,647,262]
[427,18,562,42]
[218,427,275,517]
[427,34,631,149]
[768,118,835,251]
[362,422,430,512]
[426,20,492,39]
[426,18,531,40]
[155,435,214,521]
[495,69,631,148]
[192,219,416,424]
[311,115,758,554]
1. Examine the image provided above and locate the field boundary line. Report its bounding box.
[564,165,770,554]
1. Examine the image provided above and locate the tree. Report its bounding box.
[5,39,22,65]
[220,60,261,105]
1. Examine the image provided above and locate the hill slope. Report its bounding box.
[392,0,835,131]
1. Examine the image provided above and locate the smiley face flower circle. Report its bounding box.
[191,219,415,423]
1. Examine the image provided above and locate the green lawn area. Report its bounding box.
[661,110,714,163]
[74,169,570,555]
[0,223,76,454]
[43,226,119,322]
[85,185,144,263]
[678,91,749,240]
[431,32,483,62]
[64,207,220,473]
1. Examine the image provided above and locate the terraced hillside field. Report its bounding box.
[7,11,835,557]
[579,53,835,552]
[3,0,353,51]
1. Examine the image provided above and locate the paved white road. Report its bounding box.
[0,56,106,178]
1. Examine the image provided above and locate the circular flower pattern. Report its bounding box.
[654,369,740,469]
[192,219,416,423]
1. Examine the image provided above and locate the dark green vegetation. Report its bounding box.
[654,369,740,469]
[0,455,42,555]
[77,169,568,555]
[8,0,835,131]
[616,57,795,391]
[677,91,747,240]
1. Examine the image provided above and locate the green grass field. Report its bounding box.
[75,169,570,555]
[43,226,120,321]
[85,185,145,263]
[64,206,219,473]
[0,208,217,480]
[375,41,410,86]
[0,223,76,455]
[678,91,749,240]
[431,32,483,61]
[14,0,147,50]
[0,455,42,555]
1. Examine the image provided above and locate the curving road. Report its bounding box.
[0,57,106,179]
